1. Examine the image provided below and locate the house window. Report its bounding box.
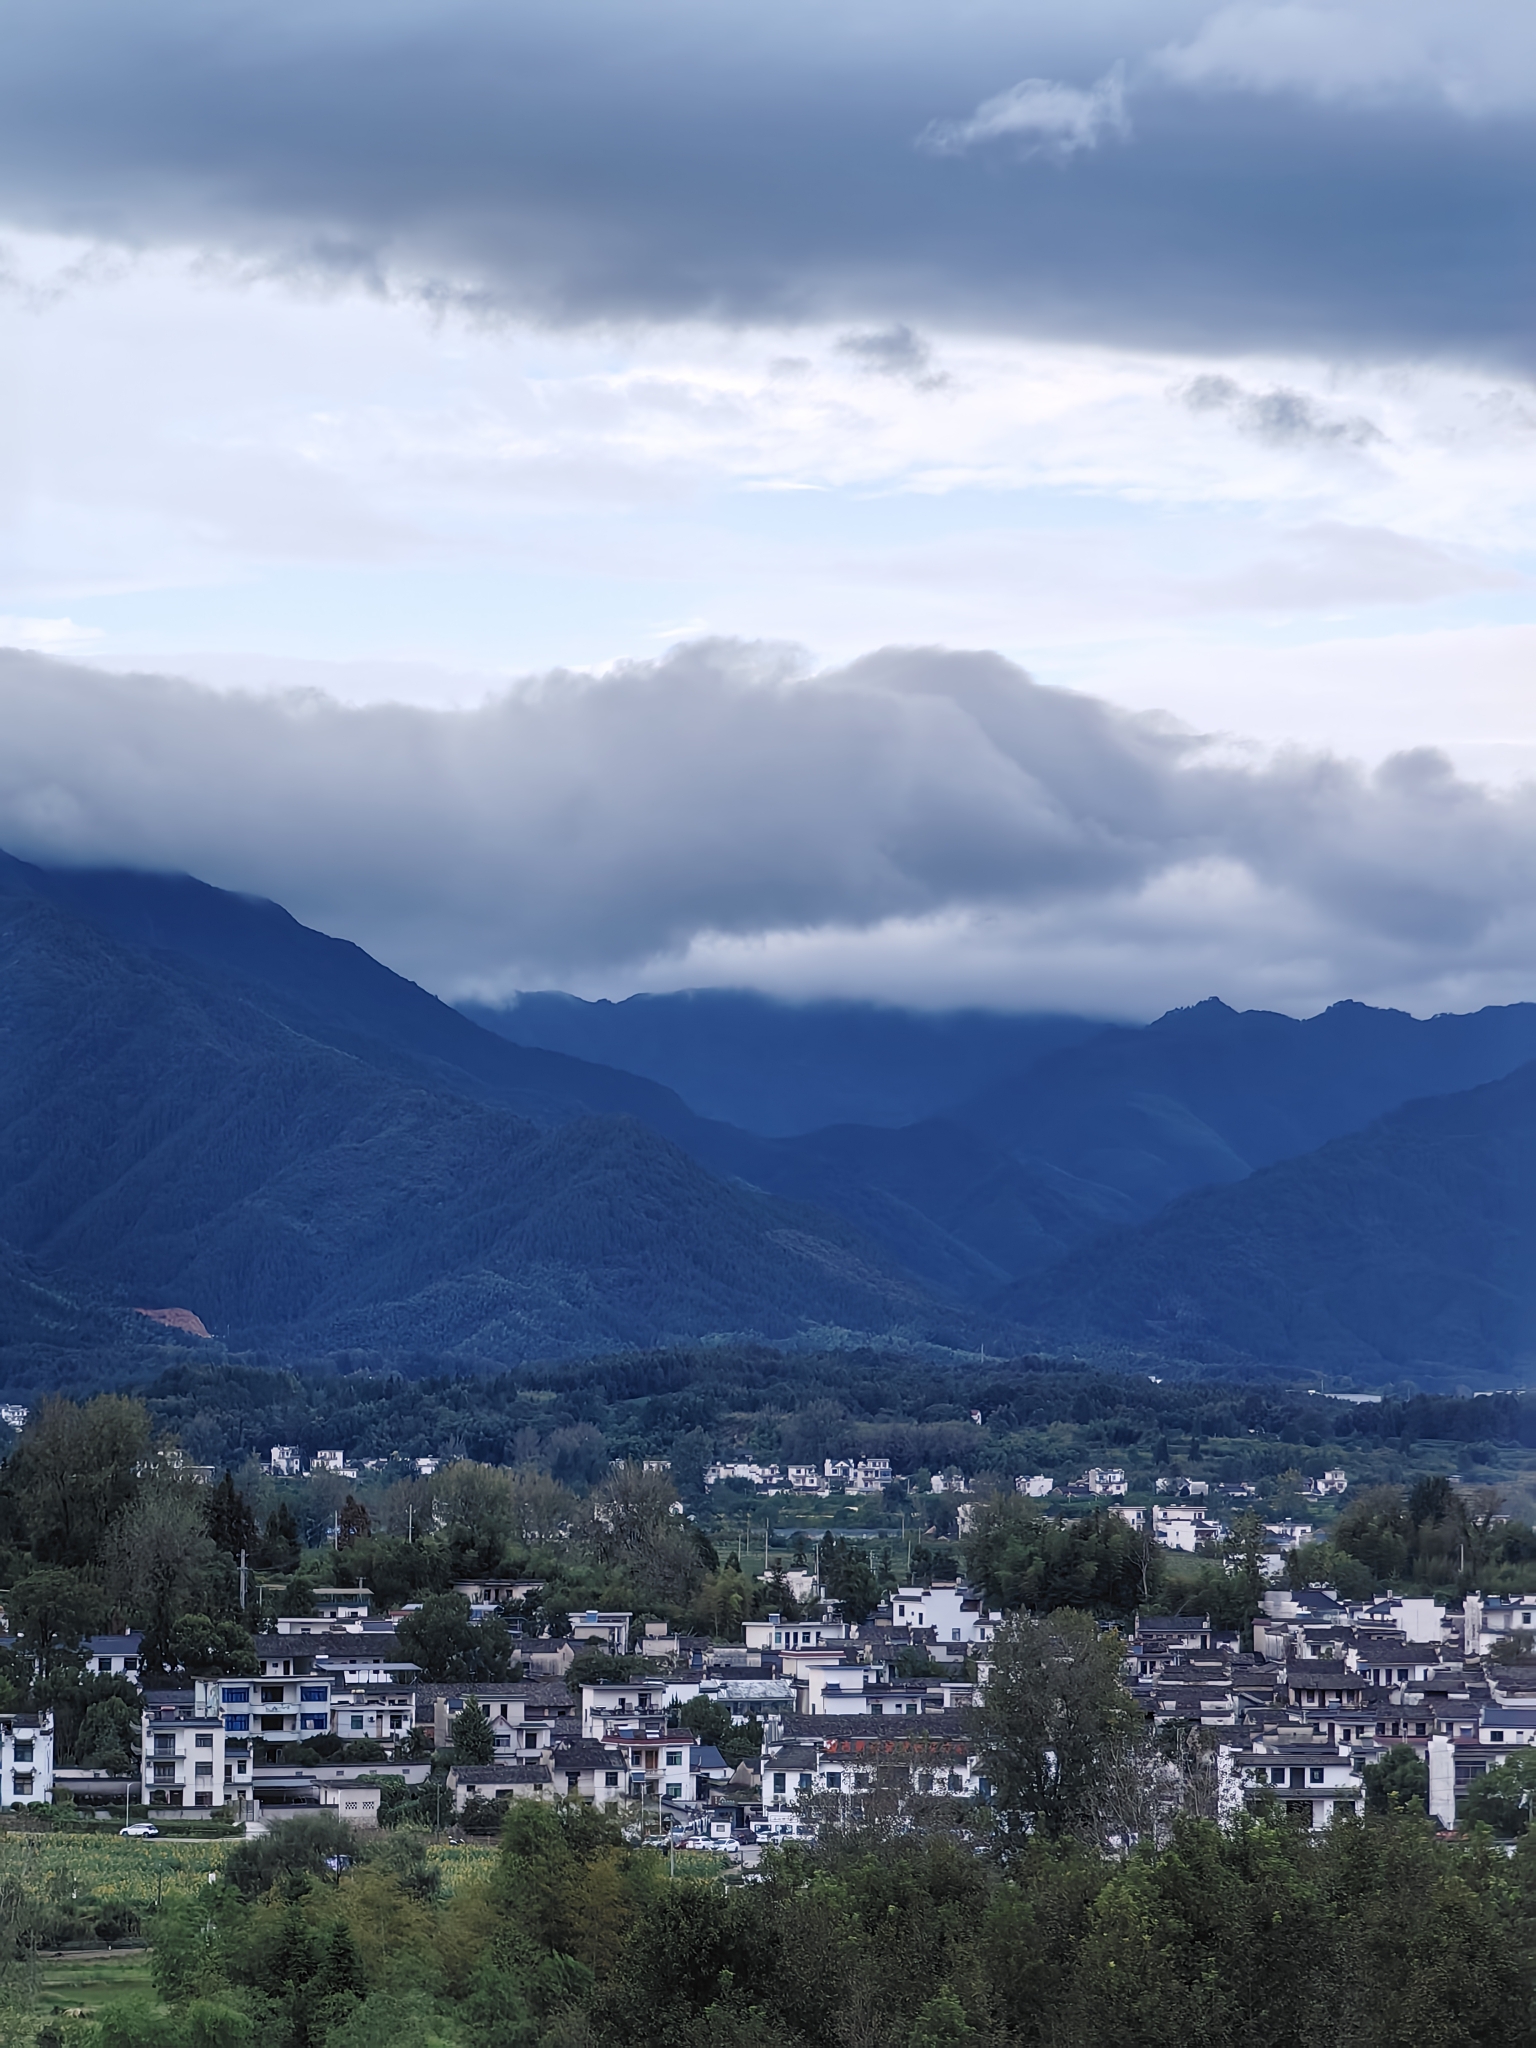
[195,1762,213,1779]
[194,1791,213,1807]
[870,1704,884,1716]
[224,1716,250,1732]
[665,1783,682,1799]
[154,1763,177,1783]
[826,1771,842,1791]
[12,1775,33,1797]
[567,1774,580,1793]
[665,1750,683,1767]
[947,1772,963,1793]
[350,1716,365,1731]
[773,1773,786,1797]
[1270,1767,1285,1785]
[223,1688,250,1705]
[195,1733,213,1749]
[12,1743,32,1765]
[1310,1768,1324,1783]
[605,1771,619,1788]
[952,1629,960,1641]
[1492,1731,1505,1742]
[155,1735,176,1757]
[99,1658,112,1674]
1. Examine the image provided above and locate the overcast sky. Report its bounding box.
[3,0,1535,1015]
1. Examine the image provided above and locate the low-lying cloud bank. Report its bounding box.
[4,641,1536,1019]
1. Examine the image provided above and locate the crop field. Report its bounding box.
[2,1834,231,1927]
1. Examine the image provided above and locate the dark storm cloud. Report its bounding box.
[0,1,1533,365]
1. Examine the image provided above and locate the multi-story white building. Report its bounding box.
[142,1696,235,1810]
[311,1449,354,1476]
[1,1712,53,1806]
[1016,1474,1054,1498]
[270,1446,303,1477]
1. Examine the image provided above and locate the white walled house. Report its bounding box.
[1,1713,53,1806]
[743,1614,848,1654]
[82,1634,144,1682]
[1217,1741,1364,1829]
[889,1584,1001,1650]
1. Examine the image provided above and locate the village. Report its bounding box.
[8,1551,1535,1851]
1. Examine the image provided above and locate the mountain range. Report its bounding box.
[8,848,1536,1379]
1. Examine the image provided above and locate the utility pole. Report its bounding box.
[238,1549,248,1611]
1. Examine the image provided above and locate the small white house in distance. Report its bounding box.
[1153,1505,1228,1553]
[1,1712,54,1806]
[889,1585,1001,1648]
[1308,1470,1348,1497]
[743,1615,847,1653]
[1085,1468,1128,1496]
[83,1633,144,1681]
[311,1449,353,1475]
[270,1446,303,1477]
[1016,1475,1053,1498]
[785,1465,823,1492]
[568,1610,633,1655]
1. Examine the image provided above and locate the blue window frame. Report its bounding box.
[223,1714,250,1732]
[299,1686,328,1702]
[222,1687,250,1704]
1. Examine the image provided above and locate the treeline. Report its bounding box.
[65,1796,1536,2048]
[19,1350,1531,1491]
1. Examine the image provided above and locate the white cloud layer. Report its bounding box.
[920,66,1129,157]
[6,640,1536,1020]
[1156,1,1536,115]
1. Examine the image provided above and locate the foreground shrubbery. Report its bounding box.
[23,1796,1536,2048]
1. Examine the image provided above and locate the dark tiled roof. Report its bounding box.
[451,1763,552,1787]
[549,1739,615,1772]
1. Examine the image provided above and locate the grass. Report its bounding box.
[35,1952,156,2019]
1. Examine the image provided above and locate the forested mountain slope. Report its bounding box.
[0,864,982,1360]
[1010,1060,1536,1374]
[472,984,1536,1298]
[952,994,1536,1215]
[10,853,708,1138]
[464,986,1104,1135]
